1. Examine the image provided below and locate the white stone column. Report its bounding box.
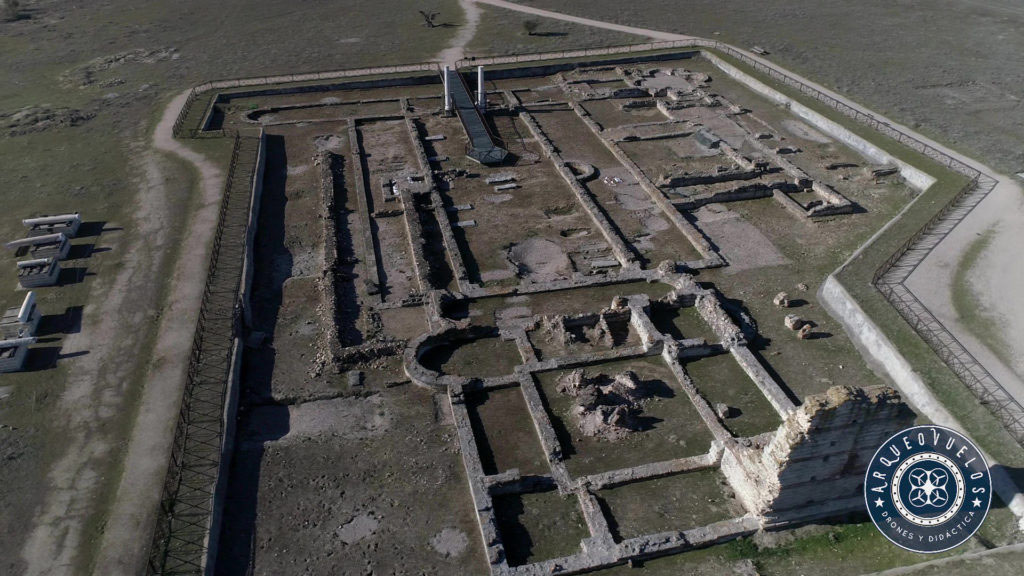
[443,66,452,113]
[477,65,485,109]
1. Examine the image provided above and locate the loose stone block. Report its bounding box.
[772,292,789,308]
[783,314,803,330]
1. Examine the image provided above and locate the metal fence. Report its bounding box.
[146,132,262,575]
[870,173,1024,444]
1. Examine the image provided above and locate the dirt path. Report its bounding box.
[905,184,1024,402]
[471,0,684,41]
[17,123,213,575]
[89,89,226,576]
[20,89,225,576]
[437,0,483,66]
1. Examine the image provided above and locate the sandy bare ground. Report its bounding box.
[88,89,226,576]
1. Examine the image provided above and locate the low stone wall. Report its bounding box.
[702,52,936,191]
[674,183,776,211]
[205,132,266,575]
[200,74,439,131]
[661,167,764,188]
[239,135,267,326]
[514,96,639,269]
[447,381,506,567]
[397,114,435,293]
[566,99,721,263]
[580,449,719,490]
[347,121,383,297]
[476,50,701,82]
[314,151,344,373]
[400,115,474,292]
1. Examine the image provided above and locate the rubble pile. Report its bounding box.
[556,369,653,440]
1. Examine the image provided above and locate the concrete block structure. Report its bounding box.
[0,291,41,339]
[23,213,81,238]
[0,337,35,373]
[17,258,60,288]
[5,233,71,260]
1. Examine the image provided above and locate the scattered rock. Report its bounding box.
[314,134,344,151]
[657,260,676,275]
[715,402,736,419]
[796,282,809,292]
[2,105,95,136]
[732,558,760,576]
[557,369,653,440]
[772,292,789,308]
[60,47,178,88]
[797,324,813,339]
[784,314,804,330]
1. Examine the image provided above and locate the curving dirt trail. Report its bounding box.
[88,90,227,576]
[437,0,484,66]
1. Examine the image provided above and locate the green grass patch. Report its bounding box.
[951,228,1016,371]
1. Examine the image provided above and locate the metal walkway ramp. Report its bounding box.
[445,68,508,165]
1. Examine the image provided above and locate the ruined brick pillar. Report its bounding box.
[722,386,915,525]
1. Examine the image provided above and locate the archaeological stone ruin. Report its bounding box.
[198,47,950,575]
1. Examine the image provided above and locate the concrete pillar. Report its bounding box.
[477,65,485,109]
[443,66,452,113]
